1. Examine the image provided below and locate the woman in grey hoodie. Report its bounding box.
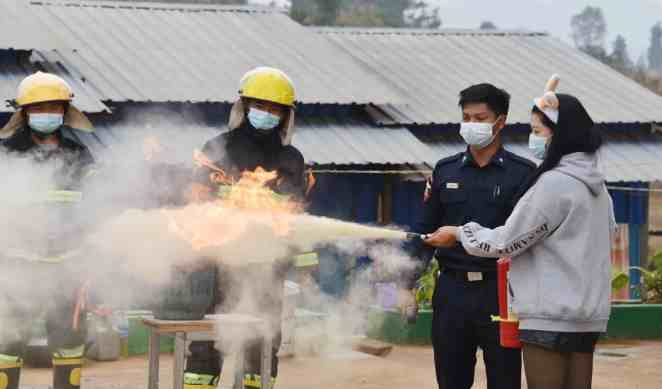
[425,85,615,389]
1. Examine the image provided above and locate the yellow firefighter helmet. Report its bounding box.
[15,71,74,107]
[239,67,295,107]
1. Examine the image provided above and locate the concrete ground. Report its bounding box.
[20,339,662,388]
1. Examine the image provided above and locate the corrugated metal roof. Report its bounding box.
[319,28,662,125]
[70,106,431,166]
[293,116,433,166]
[422,130,662,182]
[0,50,109,113]
[4,1,402,105]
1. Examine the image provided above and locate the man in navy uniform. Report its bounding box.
[404,84,535,389]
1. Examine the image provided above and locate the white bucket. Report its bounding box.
[279,281,300,357]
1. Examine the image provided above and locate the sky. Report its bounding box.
[249,0,662,63]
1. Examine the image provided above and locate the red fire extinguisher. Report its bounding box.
[493,258,521,349]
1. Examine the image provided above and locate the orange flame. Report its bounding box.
[167,204,248,251]
[193,150,232,185]
[168,153,302,252]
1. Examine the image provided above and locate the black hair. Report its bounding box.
[458,83,511,117]
[518,94,603,197]
[532,105,556,130]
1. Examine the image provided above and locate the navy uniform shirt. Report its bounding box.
[414,147,535,274]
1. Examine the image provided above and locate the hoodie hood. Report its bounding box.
[554,152,605,196]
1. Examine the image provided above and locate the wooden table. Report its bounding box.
[142,314,272,389]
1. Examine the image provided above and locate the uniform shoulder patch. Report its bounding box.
[505,150,536,170]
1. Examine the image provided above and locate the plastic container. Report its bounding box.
[87,316,120,361]
[110,311,130,358]
[279,281,301,357]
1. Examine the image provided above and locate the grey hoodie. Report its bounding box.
[458,152,615,332]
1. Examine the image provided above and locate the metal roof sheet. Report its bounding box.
[0,50,109,113]
[319,28,662,125]
[293,116,433,166]
[422,130,662,182]
[5,1,402,105]
[71,106,432,166]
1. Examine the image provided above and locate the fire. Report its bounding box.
[193,149,232,185]
[167,204,248,251]
[167,152,302,252]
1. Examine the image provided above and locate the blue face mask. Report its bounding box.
[529,132,550,160]
[248,108,281,132]
[28,113,64,134]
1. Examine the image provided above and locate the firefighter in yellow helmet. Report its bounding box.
[1,71,95,186]
[184,67,304,389]
[0,72,96,389]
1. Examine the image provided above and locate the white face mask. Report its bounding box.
[459,121,497,149]
[529,133,550,160]
[28,113,64,134]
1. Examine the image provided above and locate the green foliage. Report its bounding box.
[623,252,662,303]
[480,21,497,30]
[415,259,438,309]
[290,0,342,25]
[650,250,662,269]
[608,35,633,74]
[611,271,629,292]
[640,251,662,302]
[403,0,441,29]
[290,0,440,28]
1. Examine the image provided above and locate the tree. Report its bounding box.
[480,21,497,30]
[336,1,386,27]
[608,35,633,74]
[318,0,343,25]
[291,0,441,28]
[403,1,442,29]
[648,22,662,73]
[290,0,341,26]
[632,54,662,95]
[570,6,608,62]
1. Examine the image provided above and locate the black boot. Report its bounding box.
[52,356,82,389]
[184,341,222,389]
[243,373,276,389]
[0,359,22,389]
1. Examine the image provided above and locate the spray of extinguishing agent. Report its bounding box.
[494,258,522,348]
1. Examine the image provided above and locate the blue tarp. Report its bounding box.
[608,182,649,225]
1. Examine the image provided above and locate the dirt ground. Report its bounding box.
[19,339,662,389]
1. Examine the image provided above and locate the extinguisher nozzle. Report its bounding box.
[405,233,429,242]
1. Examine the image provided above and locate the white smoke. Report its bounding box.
[0,108,420,366]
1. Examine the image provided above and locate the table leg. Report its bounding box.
[173,332,187,389]
[261,328,273,389]
[148,330,160,389]
[233,346,245,389]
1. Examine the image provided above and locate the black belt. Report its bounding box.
[441,267,497,282]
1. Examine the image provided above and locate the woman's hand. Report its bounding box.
[424,226,459,248]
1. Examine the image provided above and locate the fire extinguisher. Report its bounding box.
[492,258,521,349]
